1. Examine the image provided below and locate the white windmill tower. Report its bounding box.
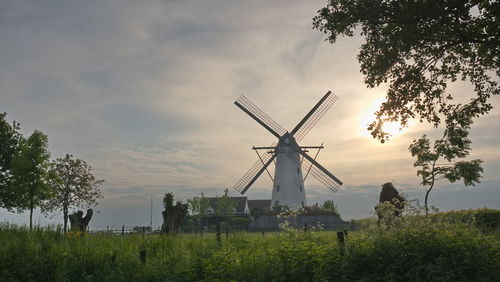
[233,91,343,209]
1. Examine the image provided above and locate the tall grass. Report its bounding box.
[1,213,499,281]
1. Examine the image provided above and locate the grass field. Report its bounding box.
[1,210,499,281]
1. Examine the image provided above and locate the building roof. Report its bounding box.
[247,199,272,211]
[205,197,248,213]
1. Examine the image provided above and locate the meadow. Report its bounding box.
[1,209,499,282]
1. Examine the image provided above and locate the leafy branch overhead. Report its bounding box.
[313,0,499,142]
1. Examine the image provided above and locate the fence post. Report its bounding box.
[304,223,308,233]
[140,249,146,264]
[337,231,345,256]
[122,225,125,235]
[216,222,221,246]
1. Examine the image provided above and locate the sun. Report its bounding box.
[359,97,408,138]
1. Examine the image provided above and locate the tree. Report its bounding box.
[321,200,339,214]
[0,113,22,211]
[161,193,188,235]
[187,194,210,232]
[313,0,497,209]
[215,189,238,233]
[409,131,482,215]
[11,130,55,229]
[215,189,237,219]
[313,1,499,142]
[42,154,104,233]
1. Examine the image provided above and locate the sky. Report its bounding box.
[1,0,499,230]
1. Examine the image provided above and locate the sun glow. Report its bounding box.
[359,97,409,138]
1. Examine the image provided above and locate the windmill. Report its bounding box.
[233,91,343,209]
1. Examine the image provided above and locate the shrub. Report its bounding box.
[432,208,500,232]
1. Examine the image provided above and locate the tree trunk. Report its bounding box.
[63,205,68,234]
[29,196,34,230]
[424,183,434,216]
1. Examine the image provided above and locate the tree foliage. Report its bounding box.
[187,194,210,231]
[163,192,174,210]
[313,0,499,142]
[10,130,56,229]
[215,189,237,218]
[409,130,483,214]
[321,200,339,214]
[0,113,22,210]
[161,193,188,235]
[42,154,104,233]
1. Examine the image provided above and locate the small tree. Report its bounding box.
[11,130,55,229]
[187,194,210,232]
[215,189,238,233]
[409,129,483,215]
[215,189,237,219]
[321,200,339,214]
[42,154,104,233]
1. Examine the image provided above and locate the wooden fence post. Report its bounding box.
[337,231,345,256]
[140,249,146,264]
[216,222,221,246]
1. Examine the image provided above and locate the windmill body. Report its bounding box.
[272,138,306,209]
[233,91,343,209]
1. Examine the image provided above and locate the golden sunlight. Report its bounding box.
[359,97,409,138]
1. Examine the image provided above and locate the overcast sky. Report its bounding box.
[1,0,499,229]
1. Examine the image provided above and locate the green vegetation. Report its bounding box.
[1,208,499,281]
[0,113,22,211]
[409,131,483,215]
[42,154,104,233]
[10,130,54,230]
[431,208,500,233]
[0,113,103,230]
[161,193,188,235]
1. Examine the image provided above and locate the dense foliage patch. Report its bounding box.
[432,208,500,232]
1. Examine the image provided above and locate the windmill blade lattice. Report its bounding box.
[301,157,342,192]
[293,93,338,142]
[233,147,277,194]
[235,95,287,138]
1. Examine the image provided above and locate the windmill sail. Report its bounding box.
[291,91,338,142]
[301,157,342,192]
[233,148,277,194]
[235,95,287,138]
